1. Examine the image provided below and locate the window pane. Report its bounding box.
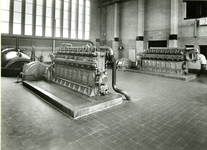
[78,31,83,39]
[55,9,60,18]
[71,21,76,29]
[46,17,52,27]
[56,19,60,27]
[26,3,33,14]
[37,5,43,15]
[46,7,52,17]
[56,0,61,9]
[79,0,83,5]
[85,23,89,31]
[64,11,69,20]
[78,22,83,30]
[86,0,90,7]
[25,25,32,35]
[63,29,69,38]
[37,0,43,5]
[1,22,9,33]
[45,27,52,37]
[71,13,76,21]
[86,7,90,16]
[14,1,22,12]
[63,20,69,28]
[79,14,83,22]
[72,0,77,4]
[85,15,90,23]
[1,0,10,10]
[26,0,33,3]
[72,4,77,12]
[25,14,32,24]
[64,2,69,11]
[56,28,60,37]
[1,10,10,22]
[71,30,76,38]
[46,0,52,7]
[14,12,21,23]
[36,16,42,25]
[79,5,83,14]
[13,23,21,34]
[36,26,42,36]
[85,31,89,39]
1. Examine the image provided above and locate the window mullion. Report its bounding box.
[76,0,79,39]
[10,0,14,34]
[43,0,46,37]
[22,0,25,35]
[52,0,55,38]
[60,0,64,38]
[33,0,36,36]
[83,0,85,39]
[68,0,71,38]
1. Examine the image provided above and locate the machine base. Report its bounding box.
[125,69,197,81]
[23,80,123,119]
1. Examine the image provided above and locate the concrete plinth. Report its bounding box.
[125,69,197,81]
[23,80,123,119]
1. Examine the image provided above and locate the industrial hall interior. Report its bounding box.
[1,0,207,149]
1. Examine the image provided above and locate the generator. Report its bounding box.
[139,47,199,75]
[44,43,109,97]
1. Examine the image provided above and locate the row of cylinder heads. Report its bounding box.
[143,48,185,55]
[141,59,186,74]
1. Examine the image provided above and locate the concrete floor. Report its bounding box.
[1,70,207,150]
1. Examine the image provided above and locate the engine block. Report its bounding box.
[48,44,109,97]
[139,47,198,75]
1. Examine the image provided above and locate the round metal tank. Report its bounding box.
[1,48,31,77]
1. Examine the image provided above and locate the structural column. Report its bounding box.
[136,0,144,54]
[112,3,120,60]
[169,0,178,47]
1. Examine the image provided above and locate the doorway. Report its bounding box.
[200,45,207,59]
[148,40,167,48]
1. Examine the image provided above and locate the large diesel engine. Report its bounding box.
[139,47,199,75]
[44,43,109,97]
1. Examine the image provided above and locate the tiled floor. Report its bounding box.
[1,70,207,150]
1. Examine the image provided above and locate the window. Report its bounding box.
[78,0,84,39]
[1,0,91,39]
[85,0,90,39]
[36,0,43,36]
[25,0,33,35]
[13,0,22,34]
[45,0,52,37]
[55,0,62,37]
[63,0,70,38]
[184,1,207,19]
[1,0,10,33]
[71,0,77,39]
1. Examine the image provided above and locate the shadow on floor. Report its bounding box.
[190,74,207,85]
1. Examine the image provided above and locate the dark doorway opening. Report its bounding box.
[148,40,167,48]
[200,45,207,59]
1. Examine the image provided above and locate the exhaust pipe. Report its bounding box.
[100,46,131,101]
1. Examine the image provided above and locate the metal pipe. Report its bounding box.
[99,46,114,56]
[99,46,131,101]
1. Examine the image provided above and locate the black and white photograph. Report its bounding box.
[1,0,207,149]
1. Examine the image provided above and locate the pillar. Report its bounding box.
[169,0,178,47]
[136,0,144,54]
[112,3,120,60]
